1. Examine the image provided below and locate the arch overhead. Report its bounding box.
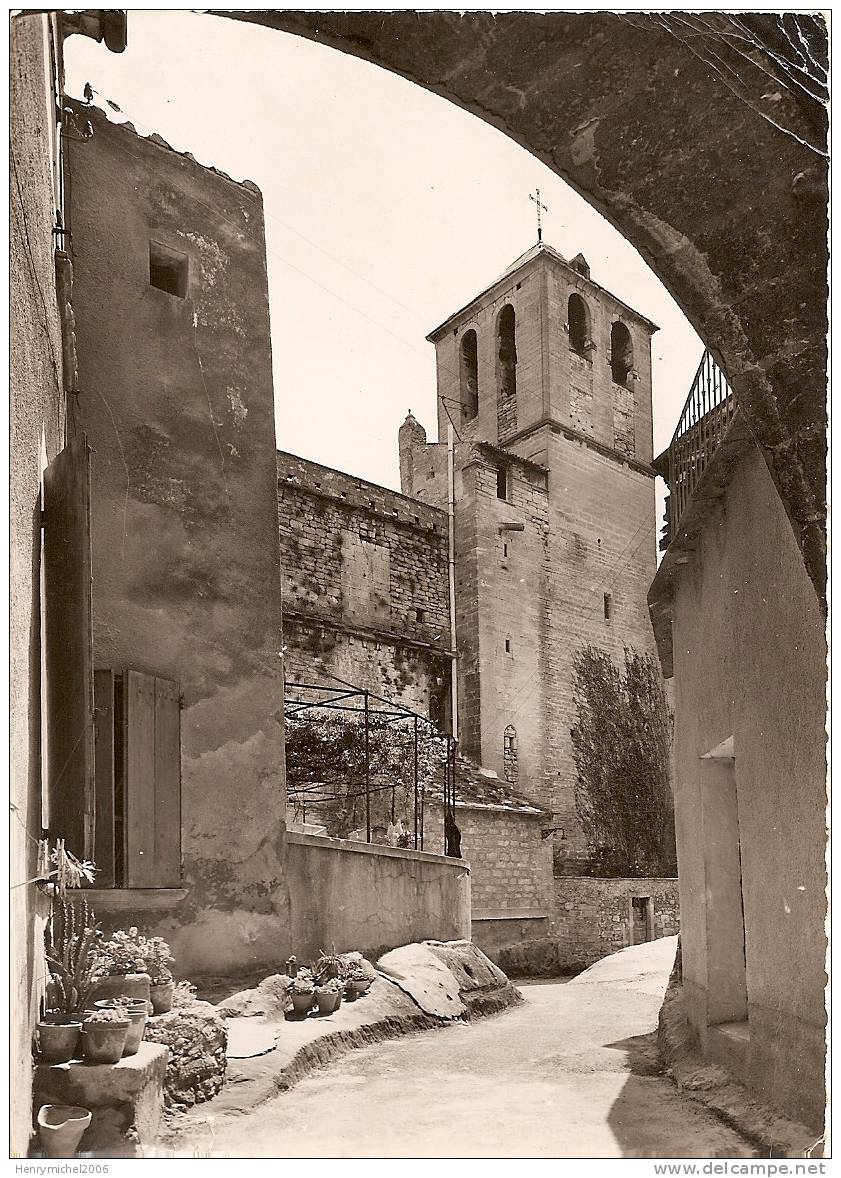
[568,293,591,356]
[460,327,479,421]
[223,11,827,602]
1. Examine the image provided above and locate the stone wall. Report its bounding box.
[424,801,553,914]
[552,876,679,970]
[473,876,679,977]
[278,451,451,718]
[286,832,470,961]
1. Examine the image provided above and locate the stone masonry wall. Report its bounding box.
[424,802,553,913]
[553,876,680,969]
[278,451,452,717]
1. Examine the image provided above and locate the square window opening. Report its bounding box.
[149,241,189,298]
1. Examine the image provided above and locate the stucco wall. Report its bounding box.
[68,106,287,974]
[671,443,827,1129]
[285,832,470,961]
[10,13,66,1155]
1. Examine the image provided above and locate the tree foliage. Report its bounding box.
[284,711,447,837]
[570,645,676,877]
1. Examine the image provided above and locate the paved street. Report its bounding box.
[177,939,754,1159]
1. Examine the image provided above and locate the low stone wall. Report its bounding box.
[553,877,680,971]
[286,832,470,961]
[144,1000,228,1111]
[474,877,680,976]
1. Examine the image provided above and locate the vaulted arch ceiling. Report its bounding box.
[221,10,827,602]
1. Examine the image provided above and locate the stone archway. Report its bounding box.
[221,10,827,603]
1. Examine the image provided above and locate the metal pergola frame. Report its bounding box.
[284,675,458,853]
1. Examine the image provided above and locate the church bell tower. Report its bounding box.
[401,241,659,869]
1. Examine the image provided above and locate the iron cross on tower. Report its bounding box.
[529,188,548,243]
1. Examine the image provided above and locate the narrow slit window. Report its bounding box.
[504,637,512,654]
[149,241,188,298]
[496,465,508,501]
[604,592,613,620]
[416,608,425,623]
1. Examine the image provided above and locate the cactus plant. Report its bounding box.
[44,898,101,1020]
[313,951,344,984]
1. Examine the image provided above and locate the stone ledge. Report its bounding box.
[285,829,469,869]
[33,1042,168,1158]
[80,888,190,910]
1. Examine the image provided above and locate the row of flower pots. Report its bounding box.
[38,998,148,1065]
[287,973,372,1018]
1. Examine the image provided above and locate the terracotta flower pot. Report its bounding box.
[289,991,313,1017]
[351,978,372,996]
[89,973,152,1014]
[120,1007,148,1056]
[37,1105,91,1159]
[150,980,175,1014]
[37,1022,81,1064]
[81,1019,130,1064]
[315,988,341,1015]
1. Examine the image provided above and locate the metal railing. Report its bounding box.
[666,350,735,537]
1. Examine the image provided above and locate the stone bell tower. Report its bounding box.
[401,241,659,869]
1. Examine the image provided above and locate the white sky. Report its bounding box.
[64,10,703,514]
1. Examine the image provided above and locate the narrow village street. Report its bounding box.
[176,939,754,1159]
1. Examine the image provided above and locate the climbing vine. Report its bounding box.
[570,645,676,877]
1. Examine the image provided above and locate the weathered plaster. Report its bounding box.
[68,104,288,974]
[668,443,826,1129]
[10,12,67,1155]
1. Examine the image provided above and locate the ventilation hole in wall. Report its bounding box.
[604,592,613,621]
[505,638,512,654]
[340,491,348,499]
[149,240,188,298]
[503,543,508,558]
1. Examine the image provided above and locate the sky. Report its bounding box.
[64,10,703,518]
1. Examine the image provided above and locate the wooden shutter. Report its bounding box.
[43,433,95,858]
[93,669,116,886]
[124,670,181,886]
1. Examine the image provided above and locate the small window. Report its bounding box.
[496,465,508,501]
[149,241,188,298]
[502,542,508,559]
[604,592,613,620]
[504,638,512,654]
[416,608,425,623]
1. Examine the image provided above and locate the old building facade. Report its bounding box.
[400,243,659,867]
[649,358,827,1131]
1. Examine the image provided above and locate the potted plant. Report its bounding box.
[345,962,373,997]
[143,936,176,1013]
[287,972,315,1017]
[40,899,101,1062]
[37,1104,92,1158]
[80,1007,130,1064]
[91,996,148,1056]
[89,927,152,1011]
[314,977,343,1015]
